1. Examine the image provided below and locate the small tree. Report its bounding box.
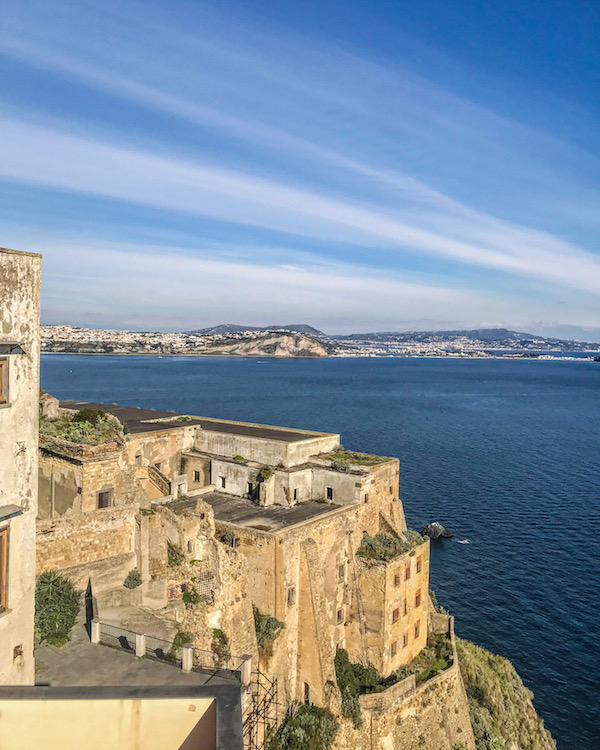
[253,604,284,648]
[35,570,82,646]
[123,568,142,589]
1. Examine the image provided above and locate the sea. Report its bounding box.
[41,354,600,749]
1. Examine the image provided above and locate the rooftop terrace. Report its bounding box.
[170,492,341,532]
[60,401,334,443]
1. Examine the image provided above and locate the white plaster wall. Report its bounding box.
[0,248,41,685]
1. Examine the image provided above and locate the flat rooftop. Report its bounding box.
[172,491,341,532]
[60,401,334,443]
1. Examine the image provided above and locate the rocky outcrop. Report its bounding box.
[206,332,329,358]
[421,522,452,539]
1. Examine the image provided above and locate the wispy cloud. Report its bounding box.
[1,0,599,330]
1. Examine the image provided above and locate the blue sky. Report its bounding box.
[1,0,599,337]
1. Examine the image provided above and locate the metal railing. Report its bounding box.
[92,620,247,682]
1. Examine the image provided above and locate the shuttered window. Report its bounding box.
[97,490,112,509]
[0,359,7,404]
[0,528,8,611]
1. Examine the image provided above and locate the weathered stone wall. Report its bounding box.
[38,451,82,518]
[0,247,41,685]
[333,663,475,750]
[125,427,195,483]
[36,507,137,578]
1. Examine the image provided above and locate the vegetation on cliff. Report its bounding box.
[456,638,555,750]
[40,408,123,446]
[356,529,425,561]
[253,605,284,648]
[267,703,338,750]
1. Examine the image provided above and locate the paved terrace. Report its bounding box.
[61,401,333,442]
[171,491,341,532]
[36,614,235,688]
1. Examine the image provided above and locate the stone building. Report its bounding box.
[37,398,436,733]
[0,247,42,685]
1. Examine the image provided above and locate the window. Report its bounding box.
[194,470,201,482]
[247,482,253,496]
[97,490,112,509]
[0,359,8,404]
[416,557,422,573]
[287,586,296,606]
[364,493,369,504]
[154,462,162,472]
[0,527,8,612]
[338,564,345,582]
[402,633,408,648]
[415,590,421,608]
[326,487,333,501]
[392,608,399,623]
[403,599,408,616]
[220,476,226,489]
[187,540,194,553]
[414,620,420,639]
[405,564,411,581]
[391,641,397,657]
[293,488,298,501]
[393,571,400,587]
[135,454,142,465]
[389,485,393,494]
[337,608,344,624]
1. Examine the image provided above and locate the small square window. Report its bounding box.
[220,476,226,489]
[414,620,420,639]
[403,633,408,648]
[194,470,201,482]
[416,557,422,573]
[135,454,142,465]
[405,564,411,581]
[392,608,399,623]
[338,564,345,582]
[97,490,112,509]
[337,608,344,624]
[393,572,400,587]
[287,587,296,606]
[326,487,333,501]
[415,590,421,608]
[391,641,397,657]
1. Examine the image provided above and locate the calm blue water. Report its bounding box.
[41,354,600,749]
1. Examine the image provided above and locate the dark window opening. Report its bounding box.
[220,476,226,489]
[154,462,162,472]
[134,454,142,465]
[391,641,397,657]
[247,482,254,496]
[194,470,201,482]
[392,608,399,623]
[326,487,333,501]
[338,564,345,582]
[304,682,310,705]
[97,490,112,509]
[293,488,298,501]
[287,587,296,606]
[337,608,343,624]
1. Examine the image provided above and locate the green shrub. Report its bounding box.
[71,408,106,425]
[212,628,230,663]
[182,587,201,604]
[340,687,362,728]
[220,531,238,547]
[253,605,283,648]
[35,571,82,646]
[171,631,194,650]
[267,703,338,750]
[233,455,245,462]
[356,533,409,561]
[123,568,142,589]
[167,542,185,567]
[258,467,274,482]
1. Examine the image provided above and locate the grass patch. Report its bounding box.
[356,530,425,562]
[320,450,391,469]
[456,638,556,750]
[40,409,123,446]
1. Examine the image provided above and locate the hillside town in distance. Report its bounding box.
[41,324,600,360]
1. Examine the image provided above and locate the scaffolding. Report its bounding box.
[243,669,279,750]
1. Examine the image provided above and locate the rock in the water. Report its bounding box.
[420,522,452,539]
